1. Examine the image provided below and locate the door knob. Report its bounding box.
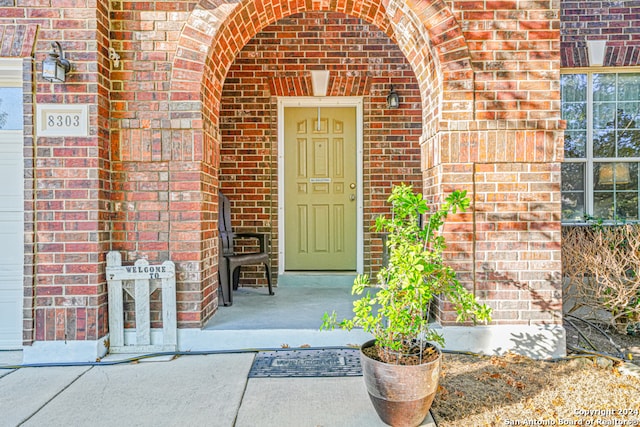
[350,183,356,189]
[350,194,356,201]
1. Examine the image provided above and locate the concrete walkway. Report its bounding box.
[0,350,436,427]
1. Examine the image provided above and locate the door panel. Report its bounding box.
[284,107,357,270]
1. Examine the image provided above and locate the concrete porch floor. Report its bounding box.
[206,275,360,330]
[194,274,374,350]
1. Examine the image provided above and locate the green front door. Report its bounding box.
[284,107,357,270]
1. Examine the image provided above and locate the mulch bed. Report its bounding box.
[431,328,640,427]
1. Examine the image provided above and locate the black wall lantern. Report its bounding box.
[42,41,71,83]
[387,85,400,109]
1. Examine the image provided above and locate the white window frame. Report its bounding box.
[561,68,640,224]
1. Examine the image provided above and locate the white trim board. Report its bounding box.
[177,324,566,359]
[17,324,567,363]
[0,58,23,87]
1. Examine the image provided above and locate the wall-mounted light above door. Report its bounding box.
[387,85,399,109]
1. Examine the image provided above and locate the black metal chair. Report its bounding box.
[218,191,273,306]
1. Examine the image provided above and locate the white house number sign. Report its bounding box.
[36,104,89,137]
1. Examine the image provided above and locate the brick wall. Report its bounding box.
[109,0,214,328]
[561,0,640,67]
[425,0,564,324]
[450,0,561,125]
[1,1,113,343]
[471,162,562,324]
[2,0,567,345]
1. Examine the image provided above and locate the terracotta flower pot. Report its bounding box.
[360,339,441,427]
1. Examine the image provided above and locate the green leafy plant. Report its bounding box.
[322,184,491,364]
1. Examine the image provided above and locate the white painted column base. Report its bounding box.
[177,328,374,352]
[437,324,567,359]
[22,334,110,364]
[178,324,565,359]
[18,325,565,363]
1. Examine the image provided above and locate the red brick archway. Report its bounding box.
[158,0,563,335]
[166,0,475,320]
[170,0,474,136]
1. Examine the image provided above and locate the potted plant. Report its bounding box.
[322,183,492,427]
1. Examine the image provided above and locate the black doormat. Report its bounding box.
[248,348,362,378]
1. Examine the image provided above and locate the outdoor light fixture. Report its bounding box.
[387,85,400,109]
[42,41,71,83]
[599,163,631,186]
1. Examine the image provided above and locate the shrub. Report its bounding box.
[322,184,491,364]
[562,224,640,333]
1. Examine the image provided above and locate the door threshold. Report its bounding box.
[278,272,356,287]
[282,271,357,275]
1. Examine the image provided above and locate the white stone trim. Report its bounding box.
[587,40,607,67]
[22,335,110,364]
[178,324,566,359]
[18,324,566,363]
[437,324,567,359]
[177,328,374,352]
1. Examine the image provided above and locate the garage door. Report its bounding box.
[0,59,24,349]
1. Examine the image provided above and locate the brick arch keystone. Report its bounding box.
[170,0,474,140]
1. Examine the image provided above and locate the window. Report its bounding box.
[0,58,23,131]
[561,72,640,222]
[0,87,23,130]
